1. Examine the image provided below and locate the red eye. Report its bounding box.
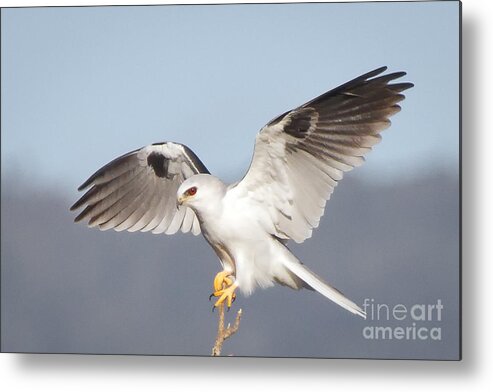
[186,186,197,196]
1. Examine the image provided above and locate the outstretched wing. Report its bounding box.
[235,66,413,243]
[71,142,209,235]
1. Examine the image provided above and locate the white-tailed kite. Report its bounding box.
[71,66,413,318]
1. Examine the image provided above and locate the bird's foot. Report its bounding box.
[211,282,239,310]
[213,270,235,292]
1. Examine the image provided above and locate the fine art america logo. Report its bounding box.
[361,298,443,341]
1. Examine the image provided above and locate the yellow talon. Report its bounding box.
[210,270,238,309]
[213,270,234,292]
[213,282,239,309]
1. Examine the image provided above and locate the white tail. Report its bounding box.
[281,254,366,318]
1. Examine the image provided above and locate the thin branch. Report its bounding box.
[211,304,242,356]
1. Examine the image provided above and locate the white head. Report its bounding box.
[177,174,226,214]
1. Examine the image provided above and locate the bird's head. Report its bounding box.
[177,174,226,211]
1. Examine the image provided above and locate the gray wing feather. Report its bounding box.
[237,66,413,243]
[71,142,209,236]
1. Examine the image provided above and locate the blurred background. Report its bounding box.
[1,2,459,359]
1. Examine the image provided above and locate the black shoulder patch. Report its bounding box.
[283,108,318,139]
[147,151,170,179]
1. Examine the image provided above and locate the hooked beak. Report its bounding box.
[177,194,187,206]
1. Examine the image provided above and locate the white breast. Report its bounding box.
[199,186,298,295]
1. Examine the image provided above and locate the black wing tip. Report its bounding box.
[77,181,91,192]
[366,68,413,86]
[301,66,412,109]
[70,196,87,213]
[70,204,86,221]
[362,67,413,87]
[70,194,90,211]
[388,82,415,94]
[392,71,407,78]
[341,67,414,98]
[365,66,388,78]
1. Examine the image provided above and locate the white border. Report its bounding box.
[2,0,492,391]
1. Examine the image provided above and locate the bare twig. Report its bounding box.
[211,304,242,356]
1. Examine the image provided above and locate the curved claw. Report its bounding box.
[212,282,239,310]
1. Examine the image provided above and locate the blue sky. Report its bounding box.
[1,1,460,195]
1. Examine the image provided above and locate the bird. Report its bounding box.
[71,66,413,319]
